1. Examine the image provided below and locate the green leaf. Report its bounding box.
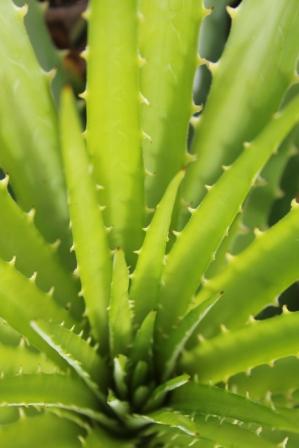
[153,414,277,448]
[151,425,216,448]
[107,389,130,421]
[171,382,299,434]
[86,0,144,262]
[192,415,277,448]
[0,0,70,257]
[233,130,297,253]
[177,0,299,228]
[130,171,184,326]
[139,0,203,207]
[0,342,58,376]
[145,408,197,437]
[0,373,109,423]
[258,427,299,448]
[31,319,108,396]
[193,203,299,339]
[113,355,129,400]
[0,258,75,366]
[228,357,299,401]
[0,412,84,448]
[156,94,299,339]
[0,319,21,346]
[0,177,80,318]
[130,361,149,392]
[0,408,19,425]
[143,374,189,412]
[109,250,133,357]
[182,311,299,384]
[156,295,220,380]
[205,214,242,278]
[130,311,156,370]
[60,88,112,346]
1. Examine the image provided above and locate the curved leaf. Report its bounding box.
[156,295,219,380]
[171,383,299,433]
[156,95,299,339]
[193,204,299,339]
[0,177,80,317]
[193,415,277,448]
[182,311,299,383]
[0,0,70,257]
[228,357,299,401]
[0,342,58,376]
[0,373,109,423]
[31,319,108,396]
[143,374,189,412]
[0,258,75,366]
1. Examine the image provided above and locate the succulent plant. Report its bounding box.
[0,0,299,446]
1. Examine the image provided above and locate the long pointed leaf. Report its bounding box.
[109,250,132,357]
[0,343,58,375]
[156,295,219,380]
[0,259,74,365]
[139,0,203,207]
[130,171,184,326]
[60,88,112,346]
[228,357,299,401]
[171,383,299,433]
[0,1,70,256]
[182,311,299,383]
[0,177,80,316]
[0,373,108,423]
[193,203,299,339]
[86,0,144,262]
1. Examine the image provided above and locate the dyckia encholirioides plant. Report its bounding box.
[0,0,299,446]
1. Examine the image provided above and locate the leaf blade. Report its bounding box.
[86,0,144,262]
[60,88,112,346]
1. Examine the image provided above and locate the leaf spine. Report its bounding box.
[139,92,150,106]
[0,175,9,189]
[142,130,152,142]
[253,227,264,237]
[13,4,28,18]
[80,48,89,61]
[277,437,288,448]
[137,52,147,67]
[29,272,37,283]
[44,68,57,83]
[26,208,36,223]
[8,256,16,267]
[79,90,88,100]
[226,6,239,20]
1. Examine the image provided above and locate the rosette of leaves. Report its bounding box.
[0,0,299,446]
